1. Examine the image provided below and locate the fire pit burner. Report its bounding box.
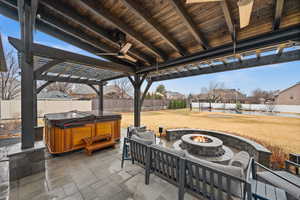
[180,134,225,157]
[191,135,212,143]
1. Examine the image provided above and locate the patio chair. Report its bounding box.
[145,144,185,188]
[121,126,155,168]
[129,136,151,167]
[254,159,300,200]
[184,154,252,200]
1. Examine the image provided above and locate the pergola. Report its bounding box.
[0,0,299,149]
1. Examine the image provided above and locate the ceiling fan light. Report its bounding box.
[238,0,254,28]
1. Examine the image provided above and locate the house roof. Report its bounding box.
[277,82,300,95]
[165,91,185,99]
[38,90,71,99]
[70,84,131,98]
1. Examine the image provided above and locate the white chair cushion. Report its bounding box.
[131,134,154,145]
[151,144,185,157]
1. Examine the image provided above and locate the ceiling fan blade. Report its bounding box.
[118,54,137,63]
[186,0,222,3]
[238,0,254,28]
[120,43,132,54]
[96,52,119,56]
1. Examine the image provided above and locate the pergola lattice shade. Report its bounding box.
[34,56,124,82]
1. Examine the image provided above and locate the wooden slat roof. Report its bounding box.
[34,56,124,83]
[0,0,299,82]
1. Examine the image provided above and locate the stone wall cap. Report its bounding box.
[7,141,45,157]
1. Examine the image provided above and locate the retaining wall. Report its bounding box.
[166,128,272,167]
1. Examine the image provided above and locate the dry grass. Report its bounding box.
[120,109,300,167]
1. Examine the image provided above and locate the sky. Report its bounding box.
[1,14,299,96]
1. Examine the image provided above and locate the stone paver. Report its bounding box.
[4,132,204,200]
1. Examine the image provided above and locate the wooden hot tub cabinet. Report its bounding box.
[44,111,121,154]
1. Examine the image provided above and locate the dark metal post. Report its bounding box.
[33,80,37,127]
[19,1,35,149]
[134,74,141,127]
[98,84,103,114]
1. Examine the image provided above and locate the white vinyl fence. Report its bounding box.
[191,102,300,114]
[0,100,92,119]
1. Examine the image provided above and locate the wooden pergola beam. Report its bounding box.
[36,81,54,94]
[34,59,64,78]
[40,0,152,65]
[138,25,300,74]
[220,0,235,42]
[121,0,187,56]
[273,0,285,30]
[1,0,137,67]
[151,49,300,81]
[78,0,167,61]
[9,37,135,74]
[168,0,209,49]
[37,74,102,85]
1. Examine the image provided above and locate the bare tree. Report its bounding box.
[201,82,225,103]
[251,88,277,104]
[113,78,132,98]
[266,102,276,112]
[0,49,21,100]
[46,82,72,94]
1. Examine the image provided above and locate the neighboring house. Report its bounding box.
[275,82,300,105]
[213,89,246,103]
[69,84,131,100]
[195,89,246,103]
[104,85,131,99]
[38,90,71,100]
[69,84,97,100]
[165,91,185,100]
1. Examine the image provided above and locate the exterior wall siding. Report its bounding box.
[275,84,300,105]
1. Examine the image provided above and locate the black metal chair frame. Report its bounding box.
[125,137,253,200]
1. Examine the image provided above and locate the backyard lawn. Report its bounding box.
[121,109,300,154]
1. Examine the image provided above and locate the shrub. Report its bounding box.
[235,101,242,110]
[168,100,187,109]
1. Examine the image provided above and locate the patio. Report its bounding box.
[0,0,299,199]
[4,130,197,200]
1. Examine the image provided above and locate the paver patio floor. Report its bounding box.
[7,138,200,200]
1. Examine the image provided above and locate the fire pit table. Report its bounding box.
[173,133,233,164]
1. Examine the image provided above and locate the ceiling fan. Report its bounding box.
[96,42,137,63]
[186,0,254,28]
[96,31,137,62]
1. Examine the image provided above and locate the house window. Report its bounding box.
[290,96,294,100]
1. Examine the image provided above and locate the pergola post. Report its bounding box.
[33,80,37,127]
[98,83,104,114]
[19,0,35,149]
[133,74,141,127]
[129,74,149,127]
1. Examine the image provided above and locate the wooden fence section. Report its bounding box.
[0,98,169,119]
[93,98,169,112]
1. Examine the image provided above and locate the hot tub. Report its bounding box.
[44,110,121,154]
